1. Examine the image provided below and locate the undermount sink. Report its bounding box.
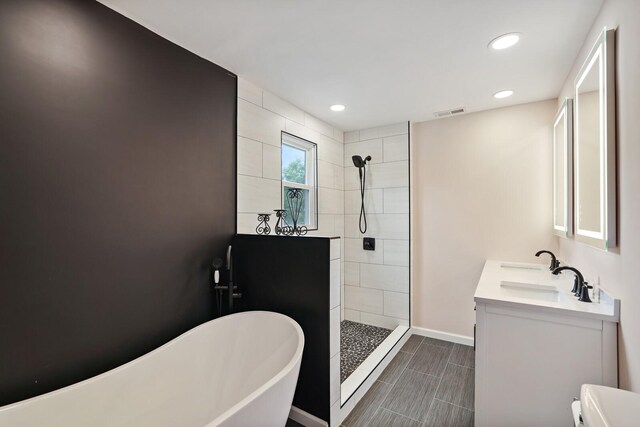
[581,384,640,427]
[500,280,560,302]
[500,262,546,271]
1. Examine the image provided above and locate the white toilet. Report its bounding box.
[573,384,640,426]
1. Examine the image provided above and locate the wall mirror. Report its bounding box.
[553,98,573,238]
[574,27,616,250]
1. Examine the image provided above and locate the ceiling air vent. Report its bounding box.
[434,107,465,118]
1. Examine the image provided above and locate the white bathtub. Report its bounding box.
[0,311,304,427]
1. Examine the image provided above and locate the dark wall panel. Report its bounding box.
[0,0,236,405]
[235,234,331,422]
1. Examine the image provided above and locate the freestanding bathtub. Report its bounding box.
[0,311,304,427]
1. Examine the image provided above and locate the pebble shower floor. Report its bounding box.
[340,320,392,382]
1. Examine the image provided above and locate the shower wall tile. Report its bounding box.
[235,78,345,236]
[238,98,285,147]
[263,90,305,124]
[384,188,409,214]
[330,306,341,357]
[359,122,408,141]
[383,240,410,267]
[367,161,409,189]
[237,175,280,213]
[344,130,360,143]
[305,113,335,139]
[384,291,410,319]
[344,139,383,165]
[320,188,344,215]
[345,189,384,215]
[330,239,341,260]
[345,238,384,264]
[330,259,341,309]
[360,264,409,293]
[343,123,410,329]
[345,285,384,315]
[262,145,281,180]
[238,77,262,106]
[344,309,361,322]
[344,262,360,285]
[360,312,409,330]
[383,134,409,162]
[237,136,262,177]
[345,214,409,240]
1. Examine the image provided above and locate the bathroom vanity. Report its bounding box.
[474,260,619,427]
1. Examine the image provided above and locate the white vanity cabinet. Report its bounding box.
[474,261,619,427]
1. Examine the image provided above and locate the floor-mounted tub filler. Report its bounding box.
[0,311,304,427]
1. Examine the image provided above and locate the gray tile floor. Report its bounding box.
[341,335,475,427]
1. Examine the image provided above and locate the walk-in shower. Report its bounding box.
[341,124,410,405]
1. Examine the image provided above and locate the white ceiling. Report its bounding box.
[99,0,603,131]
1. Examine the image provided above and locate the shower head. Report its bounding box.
[352,155,372,168]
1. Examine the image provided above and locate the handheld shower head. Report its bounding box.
[351,155,372,168]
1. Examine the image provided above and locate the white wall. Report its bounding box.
[236,77,345,238]
[411,100,558,337]
[555,0,640,391]
[342,123,410,329]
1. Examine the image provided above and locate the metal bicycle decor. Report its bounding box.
[255,213,271,235]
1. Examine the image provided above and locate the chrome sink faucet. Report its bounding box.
[535,250,560,271]
[552,266,592,303]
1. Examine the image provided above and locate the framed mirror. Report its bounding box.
[553,98,573,238]
[574,27,616,250]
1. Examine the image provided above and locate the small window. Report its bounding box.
[281,132,317,229]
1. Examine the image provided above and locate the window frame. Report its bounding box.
[281,131,318,230]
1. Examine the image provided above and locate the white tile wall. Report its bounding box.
[237,136,262,177]
[382,134,409,162]
[345,189,384,215]
[330,259,341,309]
[330,306,340,356]
[235,77,344,236]
[344,139,383,165]
[344,285,383,314]
[359,122,408,141]
[383,291,410,319]
[237,99,285,147]
[237,77,262,106]
[344,262,360,285]
[367,161,409,189]
[262,145,281,180]
[383,240,410,267]
[263,91,305,125]
[343,122,410,329]
[383,188,409,214]
[237,175,280,213]
[344,213,409,240]
[344,238,384,264]
[359,264,409,293]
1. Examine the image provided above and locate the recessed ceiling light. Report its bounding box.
[493,90,514,99]
[489,33,521,50]
[330,104,345,112]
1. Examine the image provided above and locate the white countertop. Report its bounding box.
[474,260,619,322]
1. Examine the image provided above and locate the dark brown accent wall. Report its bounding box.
[0,0,236,406]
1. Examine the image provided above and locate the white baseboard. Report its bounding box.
[289,406,327,427]
[411,326,474,347]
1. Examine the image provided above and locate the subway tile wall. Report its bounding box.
[236,77,345,238]
[343,123,410,330]
[236,78,410,330]
[236,78,347,319]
